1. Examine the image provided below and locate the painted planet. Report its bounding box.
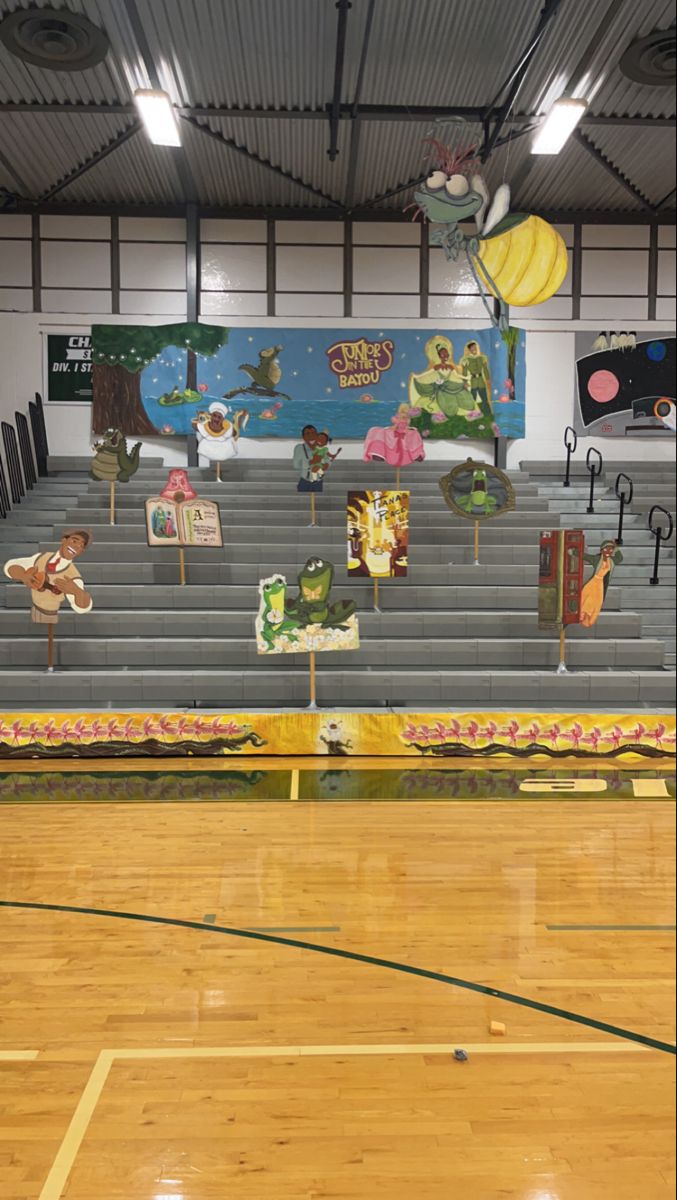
[647,341,667,362]
[587,369,620,404]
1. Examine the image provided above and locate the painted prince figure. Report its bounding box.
[4,529,93,625]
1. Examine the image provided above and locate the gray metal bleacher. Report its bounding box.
[0,455,674,709]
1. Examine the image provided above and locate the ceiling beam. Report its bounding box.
[654,186,676,210]
[573,129,654,210]
[1,101,673,128]
[359,122,539,210]
[0,146,32,198]
[344,0,376,210]
[481,0,563,162]
[181,116,344,207]
[8,200,676,223]
[39,123,141,202]
[327,0,352,161]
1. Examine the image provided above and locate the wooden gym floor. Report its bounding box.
[0,758,674,1199]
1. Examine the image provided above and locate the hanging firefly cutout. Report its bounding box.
[407,139,568,330]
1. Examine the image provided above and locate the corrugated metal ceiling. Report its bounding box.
[0,0,674,214]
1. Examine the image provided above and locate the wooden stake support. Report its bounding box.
[395,467,401,491]
[310,493,317,527]
[557,626,568,675]
[309,650,317,708]
[179,547,187,586]
[473,520,480,566]
[373,577,380,612]
[216,462,222,482]
[109,480,116,526]
[47,624,55,673]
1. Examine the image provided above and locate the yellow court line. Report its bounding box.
[37,1040,655,1200]
[39,1050,113,1200]
[0,1049,39,1061]
[111,1041,650,1060]
[290,768,300,800]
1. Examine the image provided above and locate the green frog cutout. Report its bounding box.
[439,458,515,524]
[455,468,498,516]
[257,575,301,652]
[285,558,356,628]
[256,559,358,655]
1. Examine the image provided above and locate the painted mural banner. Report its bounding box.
[574,331,676,437]
[0,711,672,760]
[91,322,526,441]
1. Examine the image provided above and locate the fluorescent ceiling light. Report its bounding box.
[532,97,588,155]
[134,88,181,146]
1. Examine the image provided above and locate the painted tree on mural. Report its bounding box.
[182,324,229,392]
[92,324,229,435]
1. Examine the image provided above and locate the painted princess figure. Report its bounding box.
[580,540,623,628]
[363,404,426,467]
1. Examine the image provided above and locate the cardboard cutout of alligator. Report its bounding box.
[90,428,141,483]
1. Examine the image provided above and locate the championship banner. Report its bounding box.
[46,333,93,404]
[0,711,673,760]
[91,322,526,440]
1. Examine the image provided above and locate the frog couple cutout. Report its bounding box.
[256,557,359,707]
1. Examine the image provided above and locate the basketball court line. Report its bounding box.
[36,1039,660,1200]
[549,924,676,932]
[2,900,674,1055]
[0,1049,39,1061]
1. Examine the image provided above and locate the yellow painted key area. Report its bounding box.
[0,759,674,1199]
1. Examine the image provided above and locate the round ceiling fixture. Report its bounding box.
[620,28,676,87]
[0,7,109,72]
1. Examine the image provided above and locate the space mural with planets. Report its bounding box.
[91,322,526,441]
[574,331,676,437]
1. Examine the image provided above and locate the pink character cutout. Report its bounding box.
[363,404,426,467]
[160,469,197,502]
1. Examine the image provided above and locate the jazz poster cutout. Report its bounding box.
[347,490,410,578]
[256,559,359,655]
[145,496,223,548]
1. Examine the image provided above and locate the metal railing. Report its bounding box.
[585,446,603,514]
[648,506,674,586]
[1,422,24,505]
[614,472,633,546]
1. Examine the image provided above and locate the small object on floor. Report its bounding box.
[453,1048,469,1062]
[490,1020,506,1036]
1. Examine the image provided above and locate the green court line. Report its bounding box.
[548,924,676,932]
[246,925,342,933]
[1,900,673,1057]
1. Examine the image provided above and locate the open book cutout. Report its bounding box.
[145,497,223,548]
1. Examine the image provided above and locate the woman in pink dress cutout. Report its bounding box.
[363,404,426,466]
